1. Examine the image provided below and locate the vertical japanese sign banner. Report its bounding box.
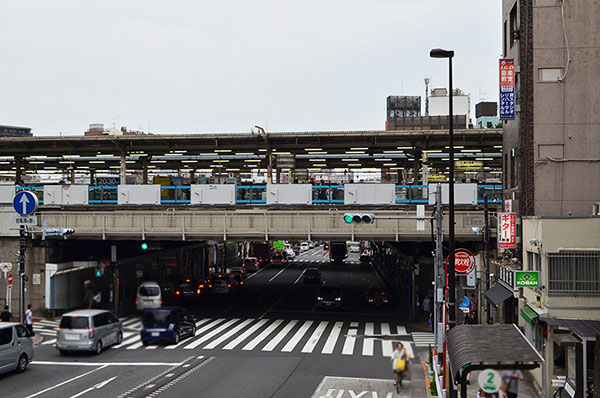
[499,59,515,119]
[498,212,517,249]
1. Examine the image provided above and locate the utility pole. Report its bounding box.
[434,185,444,359]
[19,225,26,324]
[483,194,491,321]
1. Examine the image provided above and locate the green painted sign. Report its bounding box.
[515,271,540,287]
[272,240,285,252]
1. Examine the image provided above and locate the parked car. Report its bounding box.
[0,322,34,375]
[303,267,322,284]
[243,257,260,272]
[56,309,123,355]
[365,286,390,306]
[300,242,309,252]
[136,281,162,311]
[141,307,197,346]
[316,285,343,309]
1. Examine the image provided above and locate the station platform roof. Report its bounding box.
[1,128,502,172]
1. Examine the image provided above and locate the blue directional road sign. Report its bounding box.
[459,296,470,309]
[13,191,38,216]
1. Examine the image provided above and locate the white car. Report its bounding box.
[349,242,361,253]
[300,242,309,252]
[286,248,296,259]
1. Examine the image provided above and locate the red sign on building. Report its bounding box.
[498,212,517,249]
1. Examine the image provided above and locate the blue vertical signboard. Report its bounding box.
[499,59,515,119]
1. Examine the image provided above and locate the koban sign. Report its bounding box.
[515,271,540,288]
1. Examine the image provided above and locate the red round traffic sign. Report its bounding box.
[8,273,13,285]
[454,250,475,273]
[446,249,475,273]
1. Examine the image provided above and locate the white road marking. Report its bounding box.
[362,322,374,356]
[126,338,144,350]
[166,318,226,350]
[32,361,182,366]
[282,320,314,352]
[396,326,408,335]
[24,365,108,398]
[321,321,343,354]
[69,376,118,398]
[121,317,141,327]
[242,319,283,351]
[203,319,254,349]
[381,323,393,356]
[42,338,56,345]
[399,340,415,359]
[342,329,357,355]
[268,262,293,282]
[262,319,299,351]
[222,319,268,350]
[301,321,328,353]
[183,318,241,349]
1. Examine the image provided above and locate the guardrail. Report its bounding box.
[11,183,502,206]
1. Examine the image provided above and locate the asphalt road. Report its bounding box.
[1,246,431,398]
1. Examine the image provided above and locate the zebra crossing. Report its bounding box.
[411,331,436,347]
[296,259,359,264]
[111,317,432,357]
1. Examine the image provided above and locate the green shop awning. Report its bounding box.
[520,305,539,325]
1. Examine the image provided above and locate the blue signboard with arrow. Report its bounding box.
[13,191,38,216]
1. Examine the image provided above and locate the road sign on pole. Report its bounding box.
[8,273,13,288]
[13,191,38,216]
[0,262,12,273]
[446,248,475,274]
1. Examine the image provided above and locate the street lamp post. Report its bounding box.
[430,48,455,391]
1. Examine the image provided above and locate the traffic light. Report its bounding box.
[343,213,375,224]
[141,242,149,250]
[95,261,106,277]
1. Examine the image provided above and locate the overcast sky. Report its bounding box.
[1,1,501,136]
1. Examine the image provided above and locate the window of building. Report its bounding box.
[534,253,541,271]
[534,322,544,352]
[510,3,518,47]
[548,252,600,295]
[527,251,534,270]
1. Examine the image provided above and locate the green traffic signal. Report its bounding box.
[141,242,148,250]
[343,213,375,224]
[344,214,353,223]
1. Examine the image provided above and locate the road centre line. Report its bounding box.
[69,376,118,398]
[260,261,312,319]
[24,365,109,398]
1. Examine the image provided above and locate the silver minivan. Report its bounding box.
[0,322,34,375]
[136,281,162,311]
[56,309,123,355]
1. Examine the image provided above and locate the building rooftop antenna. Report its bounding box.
[424,77,430,116]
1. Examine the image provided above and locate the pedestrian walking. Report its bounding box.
[423,295,431,321]
[84,280,94,309]
[1,305,12,322]
[25,304,34,335]
[92,291,102,309]
[501,368,524,398]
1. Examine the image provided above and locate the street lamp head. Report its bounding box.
[430,48,454,58]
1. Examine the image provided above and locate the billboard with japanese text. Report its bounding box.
[498,212,517,249]
[499,59,515,119]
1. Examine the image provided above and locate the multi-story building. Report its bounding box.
[497,0,600,396]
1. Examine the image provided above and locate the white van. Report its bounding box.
[136,281,162,311]
[300,242,310,252]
